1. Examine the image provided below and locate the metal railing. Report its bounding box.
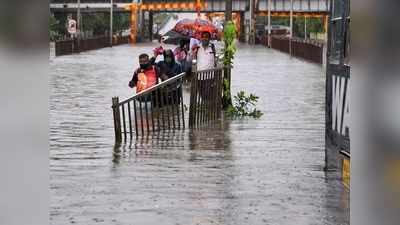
[55,35,130,56]
[189,67,225,128]
[270,36,324,64]
[112,73,186,142]
[112,67,227,142]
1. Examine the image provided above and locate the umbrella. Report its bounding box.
[162,30,190,45]
[172,18,221,40]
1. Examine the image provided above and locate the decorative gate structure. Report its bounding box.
[112,67,226,142]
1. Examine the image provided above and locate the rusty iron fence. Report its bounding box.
[189,67,224,128]
[55,35,130,56]
[112,73,186,142]
[111,67,226,142]
[270,36,324,64]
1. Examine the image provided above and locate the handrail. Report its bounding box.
[111,66,227,141]
[189,67,225,127]
[114,72,186,107]
[196,66,228,73]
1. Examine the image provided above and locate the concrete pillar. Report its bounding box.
[267,0,271,47]
[244,11,250,43]
[289,0,293,55]
[136,10,143,41]
[239,12,246,42]
[225,0,232,22]
[244,0,256,44]
[249,0,256,44]
[110,0,113,47]
[149,11,153,41]
[304,16,307,39]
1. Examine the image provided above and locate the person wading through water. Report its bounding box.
[174,39,189,74]
[191,31,217,100]
[128,53,165,105]
[151,49,183,105]
[192,31,216,71]
[128,53,162,93]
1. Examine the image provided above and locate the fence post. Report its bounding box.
[189,61,197,127]
[112,97,122,143]
[222,66,232,109]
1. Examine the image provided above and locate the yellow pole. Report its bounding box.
[130,4,138,44]
[196,0,201,18]
[324,15,328,33]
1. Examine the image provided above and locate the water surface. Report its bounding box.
[50,43,349,225]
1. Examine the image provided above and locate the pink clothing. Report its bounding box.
[174,47,187,62]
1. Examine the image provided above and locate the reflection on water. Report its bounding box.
[50,43,349,225]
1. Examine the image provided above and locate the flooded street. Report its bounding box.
[50,43,349,225]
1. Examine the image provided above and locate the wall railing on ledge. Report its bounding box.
[270,36,324,64]
[54,35,130,56]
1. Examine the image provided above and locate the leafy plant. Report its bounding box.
[272,16,324,38]
[222,21,237,109]
[49,14,60,41]
[226,91,263,118]
[223,21,237,67]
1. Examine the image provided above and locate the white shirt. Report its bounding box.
[196,44,215,71]
[188,38,200,62]
[189,38,200,50]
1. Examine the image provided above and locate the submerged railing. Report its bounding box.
[112,73,186,142]
[112,67,227,142]
[189,67,224,128]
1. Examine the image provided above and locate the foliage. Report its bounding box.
[226,91,263,118]
[49,14,60,41]
[272,17,324,38]
[223,21,237,66]
[82,13,109,35]
[50,12,131,41]
[221,20,237,109]
[113,13,130,35]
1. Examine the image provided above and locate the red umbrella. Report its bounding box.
[173,18,221,40]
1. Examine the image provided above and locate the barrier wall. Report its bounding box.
[270,36,324,64]
[55,35,130,56]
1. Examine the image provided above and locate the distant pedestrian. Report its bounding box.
[189,37,200,58]
[174,39,189,72]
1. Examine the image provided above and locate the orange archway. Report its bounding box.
[124,1,207,43]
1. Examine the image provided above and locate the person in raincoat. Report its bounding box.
[151,49,183,104]
[128,53,162,93]
[151,49,183,80]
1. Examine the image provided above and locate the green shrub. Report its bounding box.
[226,91,263,118]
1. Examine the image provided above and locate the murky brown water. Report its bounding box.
[50,43,349,225]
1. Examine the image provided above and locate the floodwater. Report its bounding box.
[50,43,349,225]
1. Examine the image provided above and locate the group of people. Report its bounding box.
[128,31,217,93]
